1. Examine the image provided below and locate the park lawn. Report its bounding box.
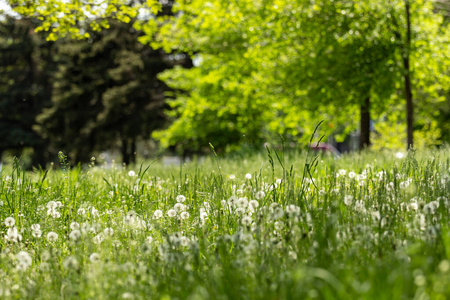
[0,148,450,299]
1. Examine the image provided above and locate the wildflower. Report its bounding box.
[6,227,22,242]
[228,195,237,205]
[47,232,58,242]
[128,170,136,177]
[176,195,186,203]
[63,256,79,270]
[77,208,86,216]
[338,169,347,176]
[31,224,40,231]
[274,221,284,230]
[16,251,32,267]
[93,233,104,244]
[174,203,186,212]
[46,201,57,209]
[103,228,114,236]
[153,210,163,219]
[69,230,81,241]
[229,174,235,180]
[91,207,99,217]
[180,211,190,220]
[167,209,176,217]
[16,261,29,271]
[286,204,300,215]
[242,216,252,226]
[32,229,42,238]
[236,197,248,209]
[89,253,100,263]
[344,195,353,206]
[348,172,356,179]
[255,191,265,200]
[70,222,80,230]
[4,217,15,227]
[249,200,259,210]
[245,173,252,179]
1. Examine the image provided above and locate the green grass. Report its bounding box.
[1,148,450,299]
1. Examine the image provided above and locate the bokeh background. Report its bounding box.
[0,0,449,168]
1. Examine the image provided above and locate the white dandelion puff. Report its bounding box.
[180,211,190,220]
[89,253,100,263]
[167,209,176,217]
[4,217,15,227]
[153,210,163,219]
[69,230,81,241]
[255,191,265,200]
[103,227,114,236]
[176,195,186,203]
[47,232,58,242]
[70,222,80,230]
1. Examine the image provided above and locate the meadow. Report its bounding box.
[1,148,450,299]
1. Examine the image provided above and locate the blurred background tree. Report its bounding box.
[0,16,54,167]
[1,0,449,165]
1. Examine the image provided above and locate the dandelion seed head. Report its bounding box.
[167,209,176,217]
[32,229,42,238]
[174,203,186,212]
[31,224,40,231]
[242,216,252,226]
[47,232,58,242]
[103,227,114,236]
[70,222,80,230]
[63,256,79,270]
[255,191,265,200]
[153,210,163,219]
[89,253,100,263]
[69,230,81,241]
[249,200,259,209]
[128,170,136,177]
[180,211,190,220]
[176,195,186,203]
[4,217,15,227]
[245,173,252,179]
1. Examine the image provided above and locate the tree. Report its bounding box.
[7,0,450,152]
[36,19,171,164]
[0,15,54,166]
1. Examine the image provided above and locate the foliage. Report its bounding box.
[0,16,54,166]
[32,19,171,164]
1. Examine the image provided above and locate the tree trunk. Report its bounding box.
[359,97,371,150]
[404,0,414,149]
[121,137,130,166]
[130,138,136,165]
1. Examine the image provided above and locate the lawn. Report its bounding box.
[0,148,450,299]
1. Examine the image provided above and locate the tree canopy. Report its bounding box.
[3,0,450,158]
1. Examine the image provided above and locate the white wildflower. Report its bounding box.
[180,211,190,220]
[47,232,58,242]
[255,191,266,200]
[4,217,15,227]
[89,253,100,263]
[70,222,80,230]
[176,195,186,203]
